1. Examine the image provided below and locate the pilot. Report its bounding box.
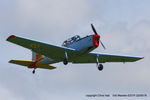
[71,37,76,41]
[65,41,69,44]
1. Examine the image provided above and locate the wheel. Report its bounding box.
[32,69,35,74]
[63,59,68,65]
[98,64,103,71]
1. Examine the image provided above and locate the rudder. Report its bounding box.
[32,51,43,61]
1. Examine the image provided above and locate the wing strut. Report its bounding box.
[96,55,99,65]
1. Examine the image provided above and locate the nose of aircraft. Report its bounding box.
[91,24,106,49]
[93,34,100,48]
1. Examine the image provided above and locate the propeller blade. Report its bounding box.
[91,24,98,35]
[91,24,106,49]
[100,40,106,49]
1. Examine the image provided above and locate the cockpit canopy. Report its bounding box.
[62,35,80,46]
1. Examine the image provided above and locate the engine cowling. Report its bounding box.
[93,34,100,48]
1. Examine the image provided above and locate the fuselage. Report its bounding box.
[32,34,100,66]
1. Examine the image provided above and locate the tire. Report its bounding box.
[98,64,103,71]
[63,59,68,65]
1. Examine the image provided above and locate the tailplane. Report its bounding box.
[9,60,56,70]
[9,51,56,71]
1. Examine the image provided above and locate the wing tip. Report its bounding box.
[140,57,144,59]
[136,56,144,61]
[9,60,13,63]
[6,35,16,41]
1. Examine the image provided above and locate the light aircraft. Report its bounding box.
[7,24,144,74]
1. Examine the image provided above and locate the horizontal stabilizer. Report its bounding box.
[9,60,56,70]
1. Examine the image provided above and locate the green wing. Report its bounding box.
[73,52,144,63]
[7,35,77,62]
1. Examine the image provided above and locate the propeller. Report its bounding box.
[91,24,106,49]
[91,24,98,35]
[100,40,106,49]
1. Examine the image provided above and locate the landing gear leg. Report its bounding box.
[63,51,68,65]
[96,55,104,71]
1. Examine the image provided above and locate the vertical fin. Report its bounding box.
[32,52,36,61]
[36,53,39,60]
[32,51,44,61]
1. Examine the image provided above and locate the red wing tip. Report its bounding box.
[138,57,144,61]
[6,35,16,41]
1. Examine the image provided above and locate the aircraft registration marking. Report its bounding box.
[30,44,40,49]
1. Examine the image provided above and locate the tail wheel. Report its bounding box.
[98,64,103,71]
[63,59,68,65]
[32,69,36,74]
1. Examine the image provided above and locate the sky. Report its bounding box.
[0,0,150,100]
